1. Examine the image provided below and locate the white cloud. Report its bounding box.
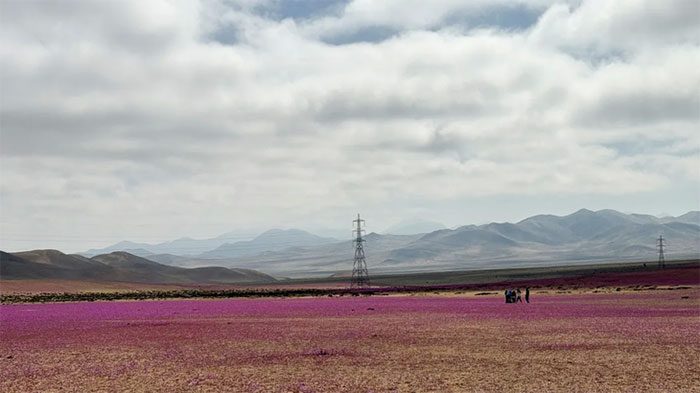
[301,0,568,41]
[0,0,698,251]
[530,0,700,54]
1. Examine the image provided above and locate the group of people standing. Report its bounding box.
[505,287,530,303]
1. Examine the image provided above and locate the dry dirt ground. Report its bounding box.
[1,288,698,393]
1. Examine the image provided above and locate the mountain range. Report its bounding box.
[374,209,700,272]
[0,250,275,284]
[82,230,260,257]
[4,209,698,280]
[199,229,338,259]
[68,209,699,278]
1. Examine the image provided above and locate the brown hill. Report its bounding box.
[2,250,115,280]
[1,250,275,284]
[1,251,72,280]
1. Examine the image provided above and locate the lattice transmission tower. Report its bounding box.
[657,234,666,269]
[350,213,370,288]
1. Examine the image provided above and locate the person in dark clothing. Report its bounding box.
[516,288,522,303]
[505,289,515,303]
[525,287,530,303]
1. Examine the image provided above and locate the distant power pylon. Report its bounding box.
[657,234,666,269]
[350,214,370,288]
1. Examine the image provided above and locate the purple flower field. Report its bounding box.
[1,290,699,392]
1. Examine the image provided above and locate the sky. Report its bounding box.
[1,0,699,252]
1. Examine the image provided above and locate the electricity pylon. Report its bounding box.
[350,214,370,288]
[657,234,666,269]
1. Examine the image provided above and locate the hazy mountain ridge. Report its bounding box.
[198,232,425,277]
[215,209,699,276]
[83,229,337,258]
[82,231,260,257]
[0,250,275,284]
[382,219,447,235]
[380,209,700,270]
[199,229,339,259]
[666,211,700,225]
[69,209,700,278]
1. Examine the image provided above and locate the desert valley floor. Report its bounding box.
[1,267,699,393]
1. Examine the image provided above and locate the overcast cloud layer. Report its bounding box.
[1,0,699,252]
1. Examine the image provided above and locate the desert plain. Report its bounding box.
[1,264,699,392]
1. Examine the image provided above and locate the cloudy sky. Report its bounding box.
[1,0,699,252]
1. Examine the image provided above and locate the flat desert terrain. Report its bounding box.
[2,286,698,392]
[3,260,697,296]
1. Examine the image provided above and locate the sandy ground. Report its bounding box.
[1,288,698,392]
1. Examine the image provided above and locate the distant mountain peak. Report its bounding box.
[256,228,306,237]
[383,218,446,236]
[570,208,595,215]
[199,228,337,259]
[364,232,381,240]
[253,228,330,242]
[260,228,285,234]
